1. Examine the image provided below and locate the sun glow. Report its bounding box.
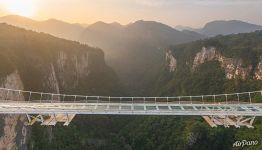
[2,0,36,17]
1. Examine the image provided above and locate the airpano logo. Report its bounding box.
[233,140,259,147]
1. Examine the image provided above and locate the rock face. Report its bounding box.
[166,46,261,80]
[56,50,90,89]
[255,57,262,80]
[192,47,218,69]
[46,64,60,94]
[192,47,253,80]
[166,50,177,72]
[0,71,28,150]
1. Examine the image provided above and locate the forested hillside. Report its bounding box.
[0,15,205,96]
[155,30,262,96]
[0,22,262,150]
[30,29,262,150]
[80,20,204,96]
[143,31,262,150]
[0,23,122,149]
[86,30,262,150]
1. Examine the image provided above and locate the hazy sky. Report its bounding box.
[0,0,262,27]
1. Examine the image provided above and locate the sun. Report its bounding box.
[2,0,36,17]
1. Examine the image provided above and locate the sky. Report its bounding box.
[0,0,262,28]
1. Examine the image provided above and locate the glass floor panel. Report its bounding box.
[158,106,169,110]
[109,105,120,110]
[146,106,157,110]
[134,106,144,110]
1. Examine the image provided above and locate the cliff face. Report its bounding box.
[192,47,253,80]
[165,50,177,72]
[157,30,262,97]
[55,50,92,91]
[166,47,261,80]
[255,57,262,80]
[0,24,121,149]
[0,71,27,150]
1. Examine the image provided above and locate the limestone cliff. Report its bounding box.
[0,71,28,150]
[255,57,262,80]
[56,50,89,90]
[165,46,261,80]
[165,50,177,72]
[192,47,254,80]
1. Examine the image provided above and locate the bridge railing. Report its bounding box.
[0,87,261,105]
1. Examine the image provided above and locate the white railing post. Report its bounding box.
[237,93,240,105]
[213,95,216,104]
[225,94,228,104]
[51,94,54,103]
[190,96,192,104]
[40,93,43,103]
[29,92,32,102]
[155,97,157,104]
[249,92,251,104]
[5,89,10,101]
[179,97,181,104]
[18,90,21,101]
[202,96,204,104]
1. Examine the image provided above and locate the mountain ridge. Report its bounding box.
[80,20,204,95]
[176,20,262,37]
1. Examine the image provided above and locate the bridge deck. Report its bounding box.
[0,101,261,116]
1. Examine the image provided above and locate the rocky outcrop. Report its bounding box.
[192,47,218,69]
[0,71,28,150]
[46,64,60,94]
[255,57,262,80]
[166,50,177,72]
[56,50,90,90]
[75,52,89,78]
[0,51,92,149]
[193,47,253,80]
[0,71,24,100]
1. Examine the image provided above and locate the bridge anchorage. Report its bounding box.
[0,88,261,128]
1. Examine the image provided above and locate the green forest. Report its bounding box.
[29,31,262,149]
[0,23,261,150]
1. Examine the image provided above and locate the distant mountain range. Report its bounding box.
[80,20,205,95]
[0,15,207,95]
[1,15,262,95]
[0,15,85,40]
[175,20,262,37]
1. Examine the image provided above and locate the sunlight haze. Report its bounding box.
[0,0,262,28]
